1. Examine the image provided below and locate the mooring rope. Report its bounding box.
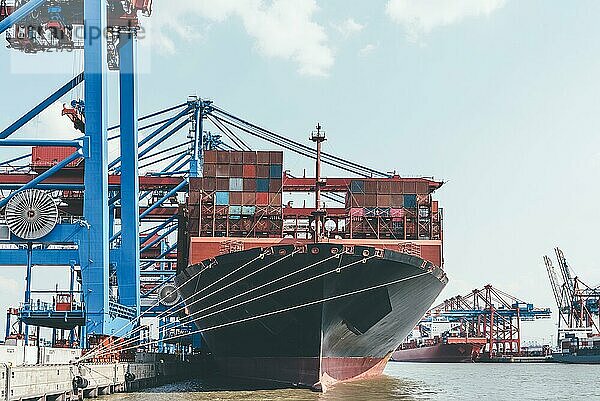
[88,269,431,359]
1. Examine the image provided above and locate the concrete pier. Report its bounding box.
[0,356,190,401]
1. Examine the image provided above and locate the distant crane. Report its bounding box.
[544,247,600,345]
[427,284,551,358]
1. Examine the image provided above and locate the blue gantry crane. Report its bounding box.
[0,0,204,348]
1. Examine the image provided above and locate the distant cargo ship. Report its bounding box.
[553,334,600,364]
[389,316,485,363]
[391,341,481,363]
[176,148,447,391]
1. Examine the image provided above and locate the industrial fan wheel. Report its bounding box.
[4,189,59,240]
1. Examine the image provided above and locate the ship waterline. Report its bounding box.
[176,243,447,391]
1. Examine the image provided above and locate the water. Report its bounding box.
[108,363,600,401]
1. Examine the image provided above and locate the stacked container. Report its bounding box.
[187,150,284,237]
[346,178,439,240]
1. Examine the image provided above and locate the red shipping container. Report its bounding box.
[256,165,270,178]
[230,192,243,205]
[216,164,229,177]
[242,192,256,205]
[377,194,391,207]
[269,151,283,164]
[31,147,81,168]
[204,150,217,164]
[390,208,404,218]
[269,179,282,193]
[432,201,439,214]
[203,164,217,177]
[243,165,256,178]
[403,181,417,193]
[230,152,243,164]
[217,151,230,164]
[257,151,270,164]
[230,164,243,177]
[270,193,282,206]
[256,193,269,205]
[216,178,229,191]
[243,179,257,192]
[243,151,257,164]
[350,208,364,217]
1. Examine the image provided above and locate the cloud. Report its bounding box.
[18,102,79,140]
[333,18,364,37]
[386,0,506,42]
[359,43,378,57]
[151,0,334,77]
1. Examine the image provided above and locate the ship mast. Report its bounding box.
[310,123,327,243]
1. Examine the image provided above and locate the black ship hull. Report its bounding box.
[176,243,447,391]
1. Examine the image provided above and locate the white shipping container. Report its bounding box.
[39,347,82,365]
[23,346,38,365]
[0,345,38,365]
[0,346,25,365]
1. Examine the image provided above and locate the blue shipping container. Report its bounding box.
[229,177,243,192]
[257,178,270,193]
[350,180,365,193]
[215,191,229,205]
[229,205,242,215]
[403,194,417,208]
[242,206,256,215]
[270,164,283,178]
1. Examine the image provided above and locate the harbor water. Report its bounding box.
[107,362,600,401]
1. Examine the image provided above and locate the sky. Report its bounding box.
[2,0,600,343]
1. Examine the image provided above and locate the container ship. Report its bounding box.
[390,316,483,363]
[552,333,600,364]
[175,142,447,391]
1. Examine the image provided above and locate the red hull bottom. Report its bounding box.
[214,354,391,392]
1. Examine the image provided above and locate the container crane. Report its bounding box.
[544,247,600,346]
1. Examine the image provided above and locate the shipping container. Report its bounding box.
[257,178,270,193]
[229,178,243,192]
[242,192,256,205]
[257,151,270,164]
[350,180,364,193]
[242,206,256,215]
[229,205,243,215]
[390,181,402,194]
[270,164,283,178]
[229,192,243,205]
[269,179,282,193]
[378,181,391,193]
[215,192,229,206]
[31,146,82,168]
[204,164,217,177]
[217,151,230,164]
[216,164,230,177]
[217,178,229,191]
[364,181,378,194]
[204,150,217,164]
[204,177,216,192]
[270,151,283,164]
[243,179,257,192]
[243,164,256,178]
[231,152,243,164]
[256,165,270,178]
[242,151,257,164]
[404,194,417,209]
[256,193,269,205]
[230,164,243,177]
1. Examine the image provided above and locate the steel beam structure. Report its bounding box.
[117,32,140,316]
[80,0,116,336]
